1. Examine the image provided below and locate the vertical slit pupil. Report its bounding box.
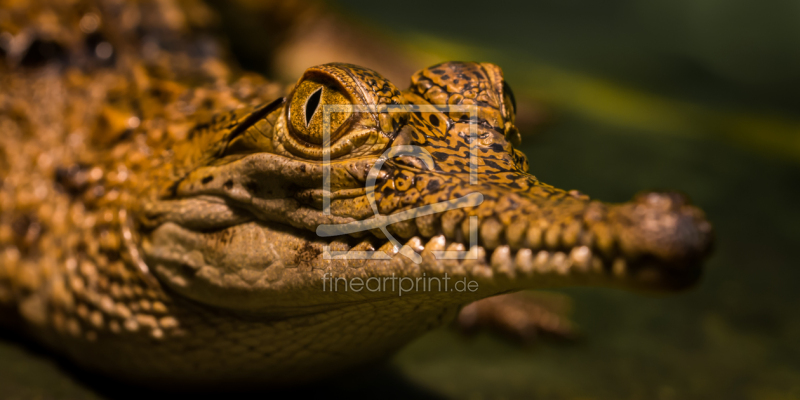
[305,88,323,126]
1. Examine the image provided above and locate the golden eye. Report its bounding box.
[288,78,352,145]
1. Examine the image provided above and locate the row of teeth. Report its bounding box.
[377,213,619,260]
[336,234,632,282]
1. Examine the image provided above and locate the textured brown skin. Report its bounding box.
[0,0,714,388]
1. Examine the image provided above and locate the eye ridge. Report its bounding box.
[305,87,323,127]
[502,81,516,113]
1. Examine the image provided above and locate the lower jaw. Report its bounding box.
[144,217,702,317]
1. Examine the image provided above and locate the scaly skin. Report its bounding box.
[0,0,713,387]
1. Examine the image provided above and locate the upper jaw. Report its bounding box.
[462,188,713,293]
[141,149,713,312]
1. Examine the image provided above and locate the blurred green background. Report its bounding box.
[330,1,800,399]
[2,0,799,398]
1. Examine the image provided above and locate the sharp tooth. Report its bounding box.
[475,246,487,263]
[396,238,424,266]
[424,235,446,252]
[545,225,562,249]
[389,219,417,239]
[505,220,528,249]
[562,221,582,248]
[471,263,493,280]
[443,242,467,277]
[526,226,543,249]
[552,251,570,275]
[406,237,424,253]
[464,246,491,280]
[351,240,374,251]
[415,214,439,238]
[441,209,465,240]
[480,217,504,249]
[446,242,465,252]
[421,235,447,274]
[515,248,534,276]
[378,240,398,256]
[461,217,476,243]
[422,235,446,275]
[465,245,486,263]
[594,225,615,258]
[569,246,592,272]
[612,258,627,277]
[534,250,551,273]
[491,245,514,278]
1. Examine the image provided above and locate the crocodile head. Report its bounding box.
[141,61,713,317]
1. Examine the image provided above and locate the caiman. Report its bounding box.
[0,0,714,388]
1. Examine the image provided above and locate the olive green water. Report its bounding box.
[2,0,799,398]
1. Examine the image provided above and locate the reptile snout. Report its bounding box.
[611,191,714,290]
[623,191,713,260]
